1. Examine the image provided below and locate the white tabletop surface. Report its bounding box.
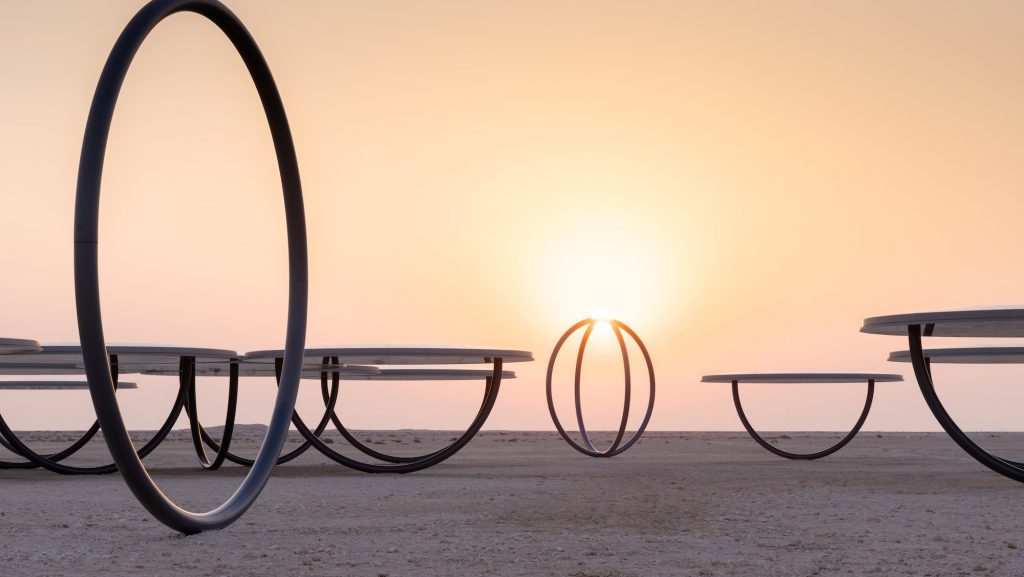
[0,380,138,390]
[0,338,41,355]
[888,347,1024,364]
[139,365,513,381]
[862,307,1024,337]
[0,344,240,375]
[340,368,516,381]
[701,373,904,384]
[244,346,534,366]
[0,365,87,376]
[139,363,381,378]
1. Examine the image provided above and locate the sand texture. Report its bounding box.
[0,429,1022,576]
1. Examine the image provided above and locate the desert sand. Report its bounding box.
[1,429,1022,577]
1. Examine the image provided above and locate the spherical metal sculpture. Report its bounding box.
[546,319,655,457]
[74,0,307,534]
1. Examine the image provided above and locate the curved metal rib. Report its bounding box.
[193,356,341,467]
[0,370,187,475]
[318,358,461,464]
[185,357,239,470]
[732,379,874,460]
[286,357,504,474]
[908,324,1024,482]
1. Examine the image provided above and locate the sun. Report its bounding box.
[535,218,675,328]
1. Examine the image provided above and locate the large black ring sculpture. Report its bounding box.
[546,319,655,457]
[731,379,874,460]
[74,0,307,534]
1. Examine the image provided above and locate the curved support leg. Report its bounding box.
[572,323,600,453]
[732,379,874,460]
[319,357,488,465]
[0,421,102,469]
[0,357,124,469]
[908,324,1024,482]
[194,357,341,467]
[185,358,239,470]
[0,368,188,475]
[288,358,504,474]
[605,321,656,456]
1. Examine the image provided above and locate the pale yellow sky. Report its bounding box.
[3,1,1024,433]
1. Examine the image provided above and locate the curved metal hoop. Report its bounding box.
[0,421,100,469]
[0,370,187,475]
[908,324,1024,482]
[285,357,505,473]
[546,319,656,458]
[0,355,125,470]
[731,379,874,460]
[185,357,238,470]
[316,357,491,465]
[191,357,344,467]
[74,0,308,533]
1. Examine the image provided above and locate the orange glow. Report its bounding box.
[592,319,614,338]
[4,2,1024,431]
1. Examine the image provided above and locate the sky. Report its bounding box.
[3,1,1024,434]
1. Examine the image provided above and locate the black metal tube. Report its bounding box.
[316,355,482,464]
[572,323,599,453]
[908,324,1024,482]
[284,358,504,473]
[0,371,187,475]
[185,358,238,470]
[318,368,495,465]
[731,379,874,460]
[194,357,341,466]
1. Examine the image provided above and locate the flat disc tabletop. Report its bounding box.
[341,368,516,380]
[139,363,381,378]
[0,380,138,390]
[862,307,1024,338]
[0,338,41,355]
[244,346,534,366]
[0,344,239,375]
[701,373,903,384]
[888,347,1024,364]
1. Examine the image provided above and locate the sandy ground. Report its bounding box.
[0,429,1023,577]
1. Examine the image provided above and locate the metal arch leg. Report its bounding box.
[318,357,488,465]
[0,355,126,469]
[572,323,602,453]
[193,357,342,467]
[908,324,1024,482]
[731,379,875,460]
[286,358,505,474]
[0,371,188,475]
[604,320,656,457]
[185,357,239,470]
[0,420,101,469]
[547,320,605,457]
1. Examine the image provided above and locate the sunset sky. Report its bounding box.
[3,1,1024,434]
